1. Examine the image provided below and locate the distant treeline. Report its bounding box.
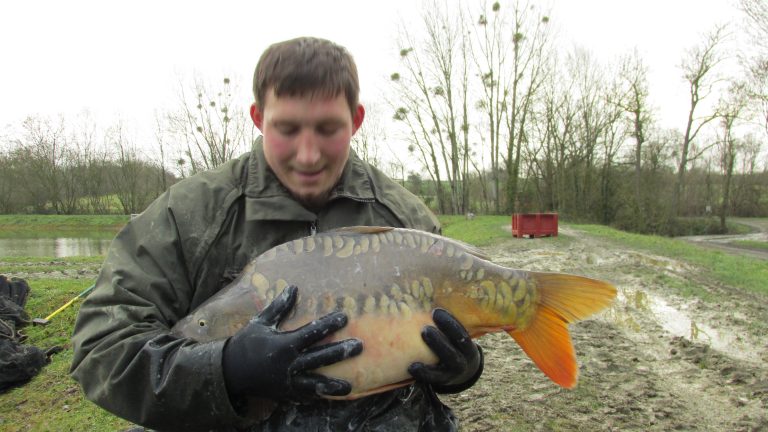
[1,122,765,237]
[405,165,768,236]
[0,138,174,216]
[3,1,768,238]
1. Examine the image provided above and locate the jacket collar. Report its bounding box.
[244,137,375,221]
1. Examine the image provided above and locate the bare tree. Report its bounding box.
[715,83,749,231]
[65,111,111,214]
[168,76,253,174]
[550,48,621,218]
[673,25,728,216]
[471,0,508,214]
[598,76,630,224]
[616,50,653,223]
[351,102,385,167]
[740,0,768,53]
[106,122,161,215]
[11,116,68,213]
[731,133,764,215]
[0,145,18,212]
[502,1,552,214]
[740,0,768,141]
[390,0,472,214]
[468,126,494,213]
[153,112,170,192]
[538,59,578,214]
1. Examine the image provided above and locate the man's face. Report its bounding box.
[251,91,365,207]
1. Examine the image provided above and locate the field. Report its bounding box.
[0,215,766,431]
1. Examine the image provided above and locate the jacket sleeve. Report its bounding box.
[69,191,251,431]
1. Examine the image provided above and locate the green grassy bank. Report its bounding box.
[0,215,128,239]
[574,223,768,297]
[731,239,768,251]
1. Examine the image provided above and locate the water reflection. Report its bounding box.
[608,287,757,362]
[0,237,112,257]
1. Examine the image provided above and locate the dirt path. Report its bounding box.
[446,227,768,431]
[681,218,768,260]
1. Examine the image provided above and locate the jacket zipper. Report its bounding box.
[309,194,374,235]
[310,220,318,236]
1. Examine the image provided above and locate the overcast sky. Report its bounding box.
[0,0,745,146]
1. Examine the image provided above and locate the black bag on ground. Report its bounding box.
[0,296,31,329]
[0,276,57,393]
[0,337,48,392]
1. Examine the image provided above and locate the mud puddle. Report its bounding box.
[609,287,760,363]
[447,226,768,431]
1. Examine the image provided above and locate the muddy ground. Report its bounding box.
[444,225,768,431]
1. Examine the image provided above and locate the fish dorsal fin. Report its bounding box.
[328,226,490,260]
[330,226,395,234]
[449,238,491,261]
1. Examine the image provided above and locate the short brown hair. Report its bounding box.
[253,37,360,115]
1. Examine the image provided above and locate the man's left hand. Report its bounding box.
[408,308,484,394]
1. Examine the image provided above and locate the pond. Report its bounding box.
[0,237,114,257]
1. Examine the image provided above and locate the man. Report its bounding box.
[71,37,483,431]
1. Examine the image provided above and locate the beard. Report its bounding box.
[290,169,346,211]
[292,188,333,210]
[288,175,344,211]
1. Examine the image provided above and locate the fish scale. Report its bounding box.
[172,226,616,401]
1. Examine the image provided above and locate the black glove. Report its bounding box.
[222,285,363,401]
[408,308,484,394]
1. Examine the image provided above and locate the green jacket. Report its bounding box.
[70,141,452,431]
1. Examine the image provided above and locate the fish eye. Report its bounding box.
[198,319,207,327]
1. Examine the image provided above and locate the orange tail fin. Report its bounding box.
[507,273,616,388]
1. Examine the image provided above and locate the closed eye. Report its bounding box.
[276,125,299,136]
[317,125,341,136]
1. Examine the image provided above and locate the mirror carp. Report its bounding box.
[172,226,616,399]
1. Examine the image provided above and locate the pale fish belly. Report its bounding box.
[313,311,438,399]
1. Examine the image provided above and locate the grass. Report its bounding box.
[0,215,127,239]
[0,216,126,429]
[651,273,716,302]
[438,214,572,248]
[439,214,512,246]
[573,223,768,297]
[0,273,131,431]
[730,239,768,251]
[0,256,104,274]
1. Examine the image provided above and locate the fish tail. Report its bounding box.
[506,273,616,388]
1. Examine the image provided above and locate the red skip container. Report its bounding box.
[511,213,558,238]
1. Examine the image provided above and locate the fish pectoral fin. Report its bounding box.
[507,307,577,389]
[330,226,394,234]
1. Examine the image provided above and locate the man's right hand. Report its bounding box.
[222,285,362,401]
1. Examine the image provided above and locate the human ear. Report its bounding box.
[352,104,365,133]
[250,104,264,131]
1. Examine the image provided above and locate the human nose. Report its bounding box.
[295,130,321,166]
